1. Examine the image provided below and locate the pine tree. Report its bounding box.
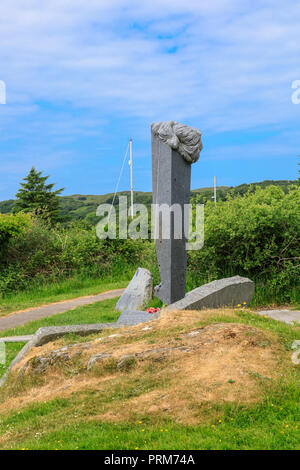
[14,167,64,223]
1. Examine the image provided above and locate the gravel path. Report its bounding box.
[257,309,300,325]
[0,288,124,332]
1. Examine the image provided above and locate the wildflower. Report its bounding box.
[237,304,241,307]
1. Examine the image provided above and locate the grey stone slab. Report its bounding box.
[0,335,33,343]
[117,310,159,326]
[151,122,203,306]
[166,276,254,311]
[115,268,153,312]
[256,309,300,325]
[152,136,191,305]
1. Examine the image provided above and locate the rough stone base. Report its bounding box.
[166,275,254,311]
[0,323,118,387]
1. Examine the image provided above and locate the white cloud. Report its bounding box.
[0,0,298,124]
[0,0,299,197]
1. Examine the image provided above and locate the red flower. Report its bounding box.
[146,307,160,314]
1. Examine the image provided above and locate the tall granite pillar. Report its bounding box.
[151,121,203,305]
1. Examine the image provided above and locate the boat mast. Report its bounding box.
[129,138,134,219]
[213,175,217,205]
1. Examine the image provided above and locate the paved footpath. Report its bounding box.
[257,309,300,325]
[0,288,125,333]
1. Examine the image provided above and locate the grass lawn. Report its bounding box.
[0,399,298,450]
[0,342,26,379]
[0,277,128,317]
[0,304,299,450]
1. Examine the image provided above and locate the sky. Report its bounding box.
[0,0,299,200]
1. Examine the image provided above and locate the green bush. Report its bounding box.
[0,213,31,258]
[0,218,155,295]
[188,185,300,302]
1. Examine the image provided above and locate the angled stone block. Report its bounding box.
[165,276,254,311]
[115,268,153,312]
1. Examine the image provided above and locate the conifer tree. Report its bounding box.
[14,167,64,223]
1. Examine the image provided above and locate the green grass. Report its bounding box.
[0,375,299,450]
[0,276,128,317]
[0,298,120,339]
[0,342,25,379]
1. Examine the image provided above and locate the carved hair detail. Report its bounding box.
[151,120,203,163]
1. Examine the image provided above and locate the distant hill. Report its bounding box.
[0,179,297,225]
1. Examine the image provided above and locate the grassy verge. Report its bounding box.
[0,277,128,317]
[0,298,120,339]
[0,397,299,450]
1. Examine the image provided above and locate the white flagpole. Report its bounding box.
[129,139,134,219]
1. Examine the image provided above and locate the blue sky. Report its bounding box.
[0,0,299,200]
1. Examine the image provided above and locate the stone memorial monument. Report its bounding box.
[115,120,254,322]
[151,120,203,305]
